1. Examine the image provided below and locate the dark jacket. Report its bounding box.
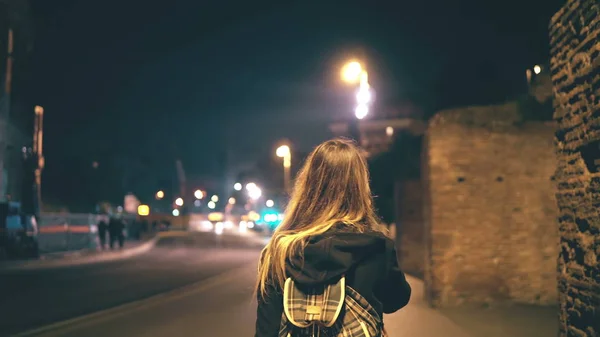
[255,228,412,337]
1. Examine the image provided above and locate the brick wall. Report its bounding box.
[423,102,559,307]
[550,0,600,335]
[396,180,425,278]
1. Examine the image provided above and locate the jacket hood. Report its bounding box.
[286,230,388,286]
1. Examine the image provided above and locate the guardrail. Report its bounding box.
[37,213,140,254]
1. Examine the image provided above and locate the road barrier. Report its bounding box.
[37,213,140,254]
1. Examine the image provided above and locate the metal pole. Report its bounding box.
[0,28,14,202]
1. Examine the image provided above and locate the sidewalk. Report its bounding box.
[384,276,558,337]
[0,238,158,272]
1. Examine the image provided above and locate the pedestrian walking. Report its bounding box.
[97,215,108,250]
[108,216,124,249]
[254,138,411,337]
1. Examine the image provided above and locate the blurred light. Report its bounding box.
[215,222,224,235]
[341,61,363,84]
[92,161,99,169]
[117,206,123,213]
[208,212,224,221]
[175,197,184,206]
[356,87,372,104]
[247,221,255,229]
[211,195,219,202]
[355,104,368,119]
[137,204,150,216]
[266,199,274,207]
[239,221,247,233]
[249,187,262,200]
[172,209,180,216]
[264,213,278,223]
[224,220,233,229]
[278,213,285,221]
[276,145,290,158]
[194,190,204,199]
[246,182,257,191]
[533,65,542,74]
[208,201,216,209]
[201,221,213,231]
[228,197,236,205]
[194,200,201,207]
[248,211,260,221]
[234,183,242,191]
[156,190,164,200]
[386,126,394,136]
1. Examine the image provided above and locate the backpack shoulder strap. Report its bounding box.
[282,276,345,328]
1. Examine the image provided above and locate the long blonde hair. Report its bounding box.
[256,138,382,298]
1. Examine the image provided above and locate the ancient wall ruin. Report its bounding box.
[550,0,600,335]
[423,102,559,307]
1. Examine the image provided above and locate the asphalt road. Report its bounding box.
[0,231,557,337]
[0,232,264,337]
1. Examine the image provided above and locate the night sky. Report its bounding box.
[25,0,563,208]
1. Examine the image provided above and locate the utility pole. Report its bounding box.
[33,105,44,213]
[0,28,14,202]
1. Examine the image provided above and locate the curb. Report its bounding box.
[12,264,252,337]
[0,237,159,272]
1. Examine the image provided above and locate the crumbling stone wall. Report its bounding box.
[423,102,559,307]
[550,0,600,335]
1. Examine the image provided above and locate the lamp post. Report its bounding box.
[340,60,374,142]
[341,60,372,120]
[276,145,291,194]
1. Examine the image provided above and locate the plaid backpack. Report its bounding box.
[279,276,384,337]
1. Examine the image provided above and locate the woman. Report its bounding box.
[255,138,411,337]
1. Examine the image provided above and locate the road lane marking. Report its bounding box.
[13,264,256,337]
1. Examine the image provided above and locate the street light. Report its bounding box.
[211,195,219,202]
[266,199,274,207]
[248,187,262,200]
[208,201,216,209]
[341,61,363,84]
[355,104,368,119]
[276,145,292,194]
[175,197,184,206]
[194,190,204,199]
[341,60,372,120]
[228,197,236,205]
[246,182,257,191]
[156,190,164,200]
[234,182,242,191]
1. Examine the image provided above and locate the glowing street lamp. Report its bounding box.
[234,182,242,191]
[194,189,204,199]
[211,195,219,202]
[266,199,274,207]
[341,61,363,84]
[341,60,372,120]
[248,187,262,200]
[156,190,164,200]
[208,201,216,209]
[276,145,292,193]
[175,197,184,207]
[172,209,180,216]
[355,104,368,119]
[246,182,257,191]
[228,197,236,205]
